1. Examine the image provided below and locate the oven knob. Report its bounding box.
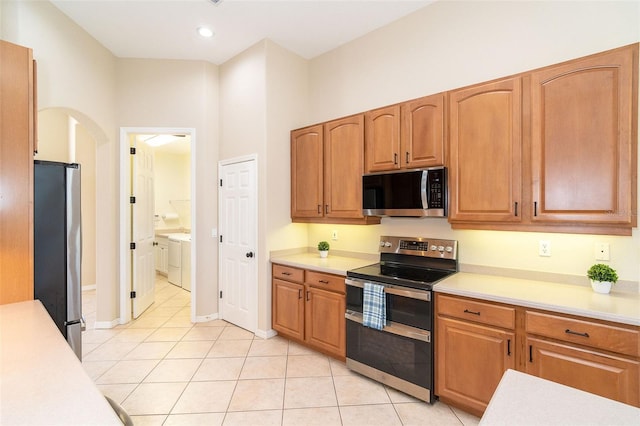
[445,246,453,253]
[384,242,392,247]
[430,245,437,251]
[379,241,386,247]
[437,245,445,252]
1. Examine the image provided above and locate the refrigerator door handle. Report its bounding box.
[80,315,86,332]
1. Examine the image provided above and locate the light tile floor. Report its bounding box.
[82,275,480,426]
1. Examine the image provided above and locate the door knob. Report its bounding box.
[246,252,254,258]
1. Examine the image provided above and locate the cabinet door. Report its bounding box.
[449,78,522,223]
[526,337,639,407]
[365,105,401,172]
[305,286,346,358]
[531,45,637,226]
[401,93,445,168]
[0,41,35,305]
[436,317,515,416]
[324,115,365,219]
[291,124,324,218]
[272,279,305,341]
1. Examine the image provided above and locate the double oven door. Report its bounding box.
[345,277,434,403]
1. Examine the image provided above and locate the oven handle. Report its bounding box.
[346,310,431,343]
[345,278,431,302]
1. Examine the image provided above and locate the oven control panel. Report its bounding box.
[379,236,457,260]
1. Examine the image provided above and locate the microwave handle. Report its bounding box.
[421,170,429,209]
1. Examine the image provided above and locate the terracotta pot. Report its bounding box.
[590,280,612,294]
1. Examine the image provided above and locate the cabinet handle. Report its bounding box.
[298,289,302,299]
[565,329,590,338]
[514,202,518,217]
[306,290,310,301]
[325,204,329,214]
[394,153,398,165]
[318,280,330,284]
[534,201,538,216]
[405,151,410,164]
[463,309,481,316]
[317,205,321,214]
[529,345,533,362]
[281,272,292,276]
[507,339,511,356]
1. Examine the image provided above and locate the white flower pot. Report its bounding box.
[319,250,328,258]
[590,280,612,294]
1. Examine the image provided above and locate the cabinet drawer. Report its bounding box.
[526,311,640,357]
[305,271,345,294]
[272,264,304,283]
[437,295,515,330]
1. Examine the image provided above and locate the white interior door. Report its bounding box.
[131,141,155,318]
[219,157,257,332]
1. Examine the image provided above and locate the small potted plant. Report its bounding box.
[317,241,330,258]
[587,263,618,294]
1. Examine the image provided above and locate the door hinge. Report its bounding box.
[130,196,136,204]
[130,291,136,299]
[130,242,136,250]
[219,291,223,298]
[130,147,136,155]
[219,179,223,187]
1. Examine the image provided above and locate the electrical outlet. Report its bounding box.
[331,230,338,241]
[539,240,551,257]
[595,243,610,261]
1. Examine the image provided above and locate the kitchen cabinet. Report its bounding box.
[449,43,638,236]
[0,41,36,305]
[530,44,637,230]
[291,116,380,225]
[525,311,639,407]
[154,236,168,275]
[448,77,522,224]
[271,263,346,359]
[435,292,640,415]
[436,294,516,417]
[364,93,444,173]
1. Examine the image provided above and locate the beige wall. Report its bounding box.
[153,150,191,230]
[306,1,640,284]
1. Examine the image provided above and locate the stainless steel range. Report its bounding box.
[345,235,458,403]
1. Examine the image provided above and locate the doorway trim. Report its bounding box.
[119,127,197,324]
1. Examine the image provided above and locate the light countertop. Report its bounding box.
[270,252,377,276]
[435,272,640,326]
[480,369,640,425]
[0,300,122,425]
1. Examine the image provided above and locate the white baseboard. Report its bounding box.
[93,318,120,329]
[194,313,219,323]
[255,328,277,339]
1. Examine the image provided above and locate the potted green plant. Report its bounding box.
[317,241,330,258]
[587,263,618,294]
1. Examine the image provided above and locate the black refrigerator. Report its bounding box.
[34,160,83,360]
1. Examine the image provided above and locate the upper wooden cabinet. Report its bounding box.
[1,41,36,305]
[291,115,379,224]
[448,77,523,223]
[365,93,445,173]
[530,45,637,228]
[449,43,638,235]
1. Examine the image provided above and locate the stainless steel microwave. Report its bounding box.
[362,167,447,217]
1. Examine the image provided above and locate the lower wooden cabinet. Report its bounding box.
[271,263,346,359]
[435,293,640,416]
[526,337,639,406]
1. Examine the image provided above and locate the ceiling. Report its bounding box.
[50,0,434,65]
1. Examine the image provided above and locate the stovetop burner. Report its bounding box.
[346,236,458,290]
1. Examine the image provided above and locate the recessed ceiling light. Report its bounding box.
[197,26,214,38]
